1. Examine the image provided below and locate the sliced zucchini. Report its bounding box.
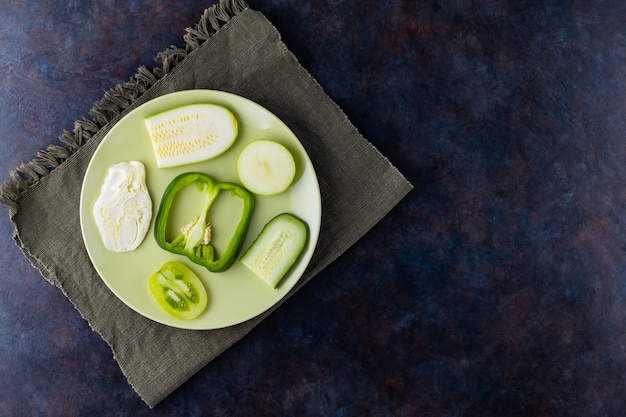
[240,213,308,288]
[236,140,296,195]
[145,103,238,168]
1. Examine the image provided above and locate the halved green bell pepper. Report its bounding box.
[154,172,255,272]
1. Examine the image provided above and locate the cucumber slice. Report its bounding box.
[145,103,238,168]
[240,213,308,288]
[236,140,296,195]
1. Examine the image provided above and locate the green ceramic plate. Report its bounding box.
[80,90,321,330]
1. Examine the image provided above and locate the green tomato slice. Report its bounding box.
[149,261,208,319]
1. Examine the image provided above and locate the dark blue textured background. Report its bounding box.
[2,1,626,415]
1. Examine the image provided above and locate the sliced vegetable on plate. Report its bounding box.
[149,261,208,319]
[241,213,308,288]
[154,172,255,272]
[145,103,238,168]
[92,161,152,252]
[237,139,296,195]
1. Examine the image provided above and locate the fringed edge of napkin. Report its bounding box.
[0,0,249,215]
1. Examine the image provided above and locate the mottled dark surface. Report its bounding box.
[2,0,626,415]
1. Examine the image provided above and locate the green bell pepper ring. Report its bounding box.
[154,172,255,272]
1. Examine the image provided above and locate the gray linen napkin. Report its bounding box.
[0,0,412,407]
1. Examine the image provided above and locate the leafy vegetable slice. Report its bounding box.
[144,103,238,168]
[240,213,308,288]
[92,161,152,252]
[149,261,208,319]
